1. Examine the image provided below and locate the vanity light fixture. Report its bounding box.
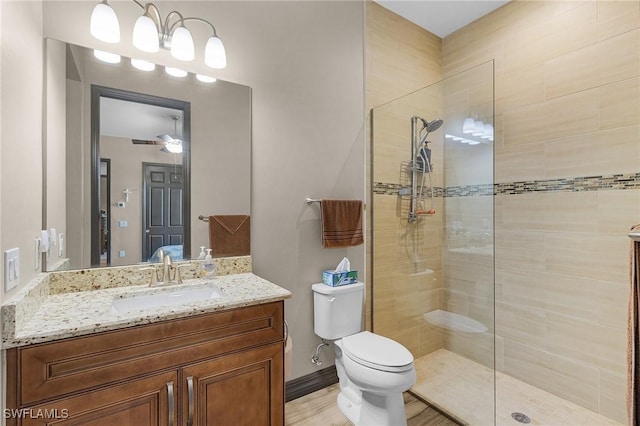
[462,117,475,134]
[165,67,187,78]
[459,116,494,141]
[472,120,485,137]
[90,0,227,69]
[93,49,121,64]
[131,58,155,71]
[196,74,217,83]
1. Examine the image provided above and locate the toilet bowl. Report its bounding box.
[312,283,416,426]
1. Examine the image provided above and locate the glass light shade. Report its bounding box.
[131,58,155,71]
[90,2,120,43]
[164,141,183,154]
[482,123,494,139]
[93,49,121,64]
[165,67,187,78]
[132,14,159,53]
[170,26,195,61]
[462,117,475,134]
[196,74,217,83]
[204,36,227,69]
[472,120,485,136]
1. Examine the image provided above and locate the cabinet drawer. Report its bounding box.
[14,302,283,406]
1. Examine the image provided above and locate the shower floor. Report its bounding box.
[412,349,623,425]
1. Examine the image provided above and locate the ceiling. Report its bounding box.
[374,0,510,38]
[100,97,183,141]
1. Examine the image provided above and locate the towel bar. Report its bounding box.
[305,198,322,205]
[305,197,366,210]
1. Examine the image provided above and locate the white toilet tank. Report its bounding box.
[312,282,364,340]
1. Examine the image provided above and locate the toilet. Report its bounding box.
[312,282,416,426]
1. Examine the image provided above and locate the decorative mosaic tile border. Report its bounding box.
[374,172,640,198]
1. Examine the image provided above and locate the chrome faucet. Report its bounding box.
[139,249,191,286]
[162,252,174,285]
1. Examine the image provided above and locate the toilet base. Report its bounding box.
[357,391,407,426]
[337,389,407,426]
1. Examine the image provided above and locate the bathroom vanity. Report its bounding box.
[2,262,291,426]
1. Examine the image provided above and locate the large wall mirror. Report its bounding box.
[45,39,251,271]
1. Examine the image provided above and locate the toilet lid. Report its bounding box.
[342,331,414,372]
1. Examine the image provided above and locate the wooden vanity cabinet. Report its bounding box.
[6,302,284,426]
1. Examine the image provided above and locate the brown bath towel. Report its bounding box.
[321,200,364,248]
[209,215,250,257]
[629,224,640,426]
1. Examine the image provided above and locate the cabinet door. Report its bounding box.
[182,342,284,426]
[19,371,178,426]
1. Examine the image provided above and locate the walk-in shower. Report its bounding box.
[370,60,622,425]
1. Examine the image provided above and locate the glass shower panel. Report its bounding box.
[371,61,494,425]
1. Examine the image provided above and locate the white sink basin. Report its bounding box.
[111,285,225,314]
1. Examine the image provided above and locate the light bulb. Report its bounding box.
[90,1,120,43]
[196,74,217,83]
[165,67,187,78]
[131,58,155,71]
[472,120,484,136]
[133,14,159,53]
[205,35,227,69]
[93,49,121,64]
[462,117,475,134]
[482,123,494,139]
[164,141,183,154]
[170,26,195,61]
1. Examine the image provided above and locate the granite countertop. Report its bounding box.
[2,272,291,349]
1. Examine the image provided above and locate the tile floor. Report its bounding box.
[285,384,458,426]
[412,349,624,426]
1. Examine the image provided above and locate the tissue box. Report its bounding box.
[322,270,358,287]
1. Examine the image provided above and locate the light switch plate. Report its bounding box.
[4,248,20,292]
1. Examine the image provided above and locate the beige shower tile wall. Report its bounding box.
[365,1,442,337]
[443,1,640,422]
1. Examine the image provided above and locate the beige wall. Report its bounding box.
[42,1,365,381]
[443,1,639,422]
[100,136,178,266]
[0,1,44,305]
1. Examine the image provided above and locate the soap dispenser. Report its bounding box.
[198,246,206,259]
[201,249,216,278]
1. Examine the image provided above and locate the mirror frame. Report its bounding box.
[90,85,192,266]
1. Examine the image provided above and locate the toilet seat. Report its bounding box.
[341,331,414,373]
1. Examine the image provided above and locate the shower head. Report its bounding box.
[418,118,444,146]
[420,118,444,133]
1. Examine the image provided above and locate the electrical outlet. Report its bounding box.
[119,250,126,258]
[4,248,20,292]
[119,220,128,228]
